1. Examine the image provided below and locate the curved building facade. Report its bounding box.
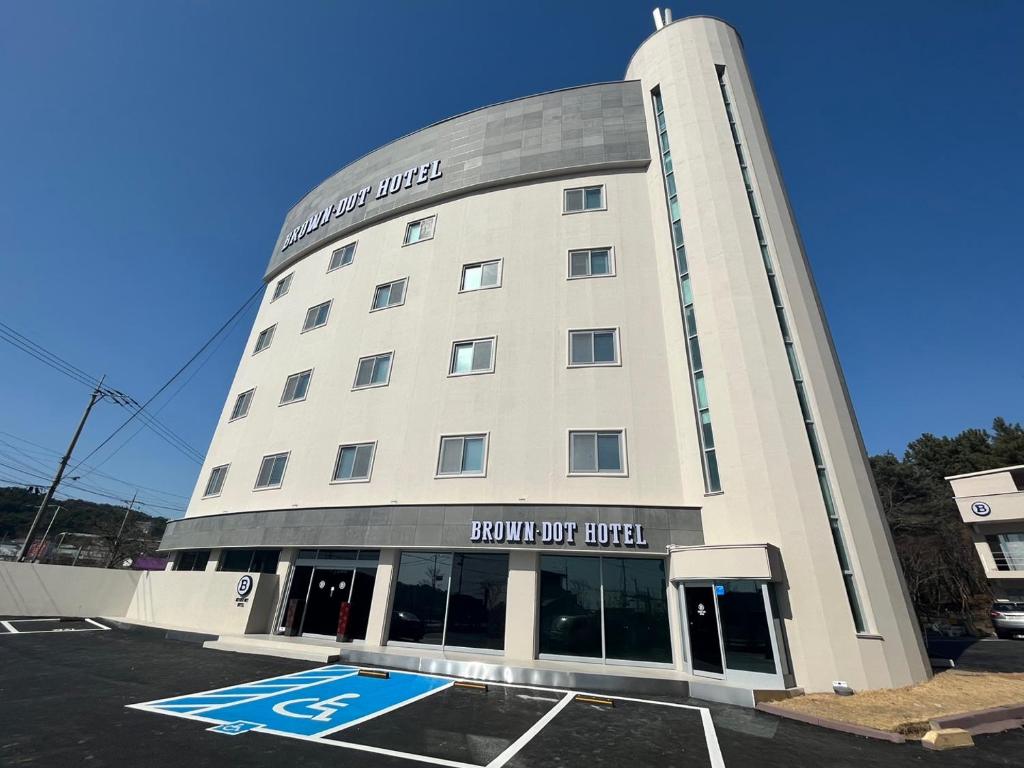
[160,14,929,697]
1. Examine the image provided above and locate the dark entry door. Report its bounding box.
[302,568,351,636]
[344,566,377,641]
[684,584,724,675]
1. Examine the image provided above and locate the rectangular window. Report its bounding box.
[404,215,436,245]
[328,242,357,272]
[371,278,408,311]
[203,464,229,497]
[254,452,289,489]
[229,389,254,421]
[252,325,276,354]
[389,551,508,650]
[437,434,487,476]
[271,273,293,301]
[460,260,502,292]
[538,555,671,664]
[353,352,393,389]
[302,300,332,332]
[569,430,625,475]
[219,549,280,574]
[563,185,605,213]
[332,442,376,482]
[175,550,210,571]
[569,329,618,366]
[449,337,495,376]
[568,248,614,279]
[280,370,312,404]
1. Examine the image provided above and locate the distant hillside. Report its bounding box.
[0,486,168,541]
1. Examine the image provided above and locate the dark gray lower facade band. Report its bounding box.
[158,504,704,553]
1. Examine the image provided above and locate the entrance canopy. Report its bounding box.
[667,544,781,582]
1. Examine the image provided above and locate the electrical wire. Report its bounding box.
[66,284,264,476]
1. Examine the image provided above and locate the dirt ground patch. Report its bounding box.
[772,670,1024,737]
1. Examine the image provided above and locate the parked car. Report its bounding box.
[991,601,1024,639]
[390,610,425,642]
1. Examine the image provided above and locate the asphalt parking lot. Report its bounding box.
[1,619,1023,767]
[925,636,1024,673]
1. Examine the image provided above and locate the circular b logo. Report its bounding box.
[971,501,992,517]
[236,574,254,597]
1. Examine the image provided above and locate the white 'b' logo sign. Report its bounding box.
[236,574,254,597]
[971,501,992,517]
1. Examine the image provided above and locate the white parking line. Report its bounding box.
[485,691,574,768]
[1,620,18,634]
[0,618,111,635]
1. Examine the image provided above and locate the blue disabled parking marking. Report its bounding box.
[129,664,453,738]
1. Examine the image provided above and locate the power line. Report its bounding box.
[0,321,206,462]
[67,284,264,476]
[0,432,190,500]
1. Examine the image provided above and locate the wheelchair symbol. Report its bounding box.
[272,693,361,722]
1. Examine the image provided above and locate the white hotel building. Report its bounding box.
[159,12,930,701]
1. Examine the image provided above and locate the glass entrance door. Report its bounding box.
[683,584,724,676]
[301,568,351,637]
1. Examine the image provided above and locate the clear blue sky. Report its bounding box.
[1,1,1021,519]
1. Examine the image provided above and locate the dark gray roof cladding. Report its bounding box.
[265,80,651,280]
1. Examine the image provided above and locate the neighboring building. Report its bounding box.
[158,10,929,698]
[947,465,1024,599]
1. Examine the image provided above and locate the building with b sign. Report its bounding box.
[158,10,929,700]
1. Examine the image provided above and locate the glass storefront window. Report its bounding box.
[388,551,509,650]
[445,553,508,650]
[539,555,671,664]
[390,552,451,645]
[717,580,776,675]
[602,557,672,663]
[539,555,602,658]
[220,548,280,574]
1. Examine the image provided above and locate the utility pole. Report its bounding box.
[107,491,137,569]
[17,376,107,562]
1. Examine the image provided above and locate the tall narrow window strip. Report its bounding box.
[651,88,721,492]
[717,67,866,632]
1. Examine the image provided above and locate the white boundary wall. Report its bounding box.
[0,563,277,635]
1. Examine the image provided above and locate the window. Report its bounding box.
[569,329,618,366]
[328,242,357,271]
[175,550,209,571]
[461,260,502,292]
[389,551,508,650]
[202,464,229,497]
[271,273,293,301]
[569,430,625,475]
[563,185,605,213]
[332,442,376,482]
[219,549,280,574]
[254,452,289,489]
[252,325,276,354]
[568,248,614,278]
[353,352,393,389]
[539,555,671,664]
[229,389,254,421]
[449,338,495,376]
[437,434,487,477]
[652,86,722,495]
[280,370,312,404]
[302,300,332,332]
[371,278,408,311]
[404,215,436,245]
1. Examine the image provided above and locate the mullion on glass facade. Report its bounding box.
[717,67,866,633]
[652,88,722,493]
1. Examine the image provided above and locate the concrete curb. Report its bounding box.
[755,702,908,743]
[930,703,1024,735]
